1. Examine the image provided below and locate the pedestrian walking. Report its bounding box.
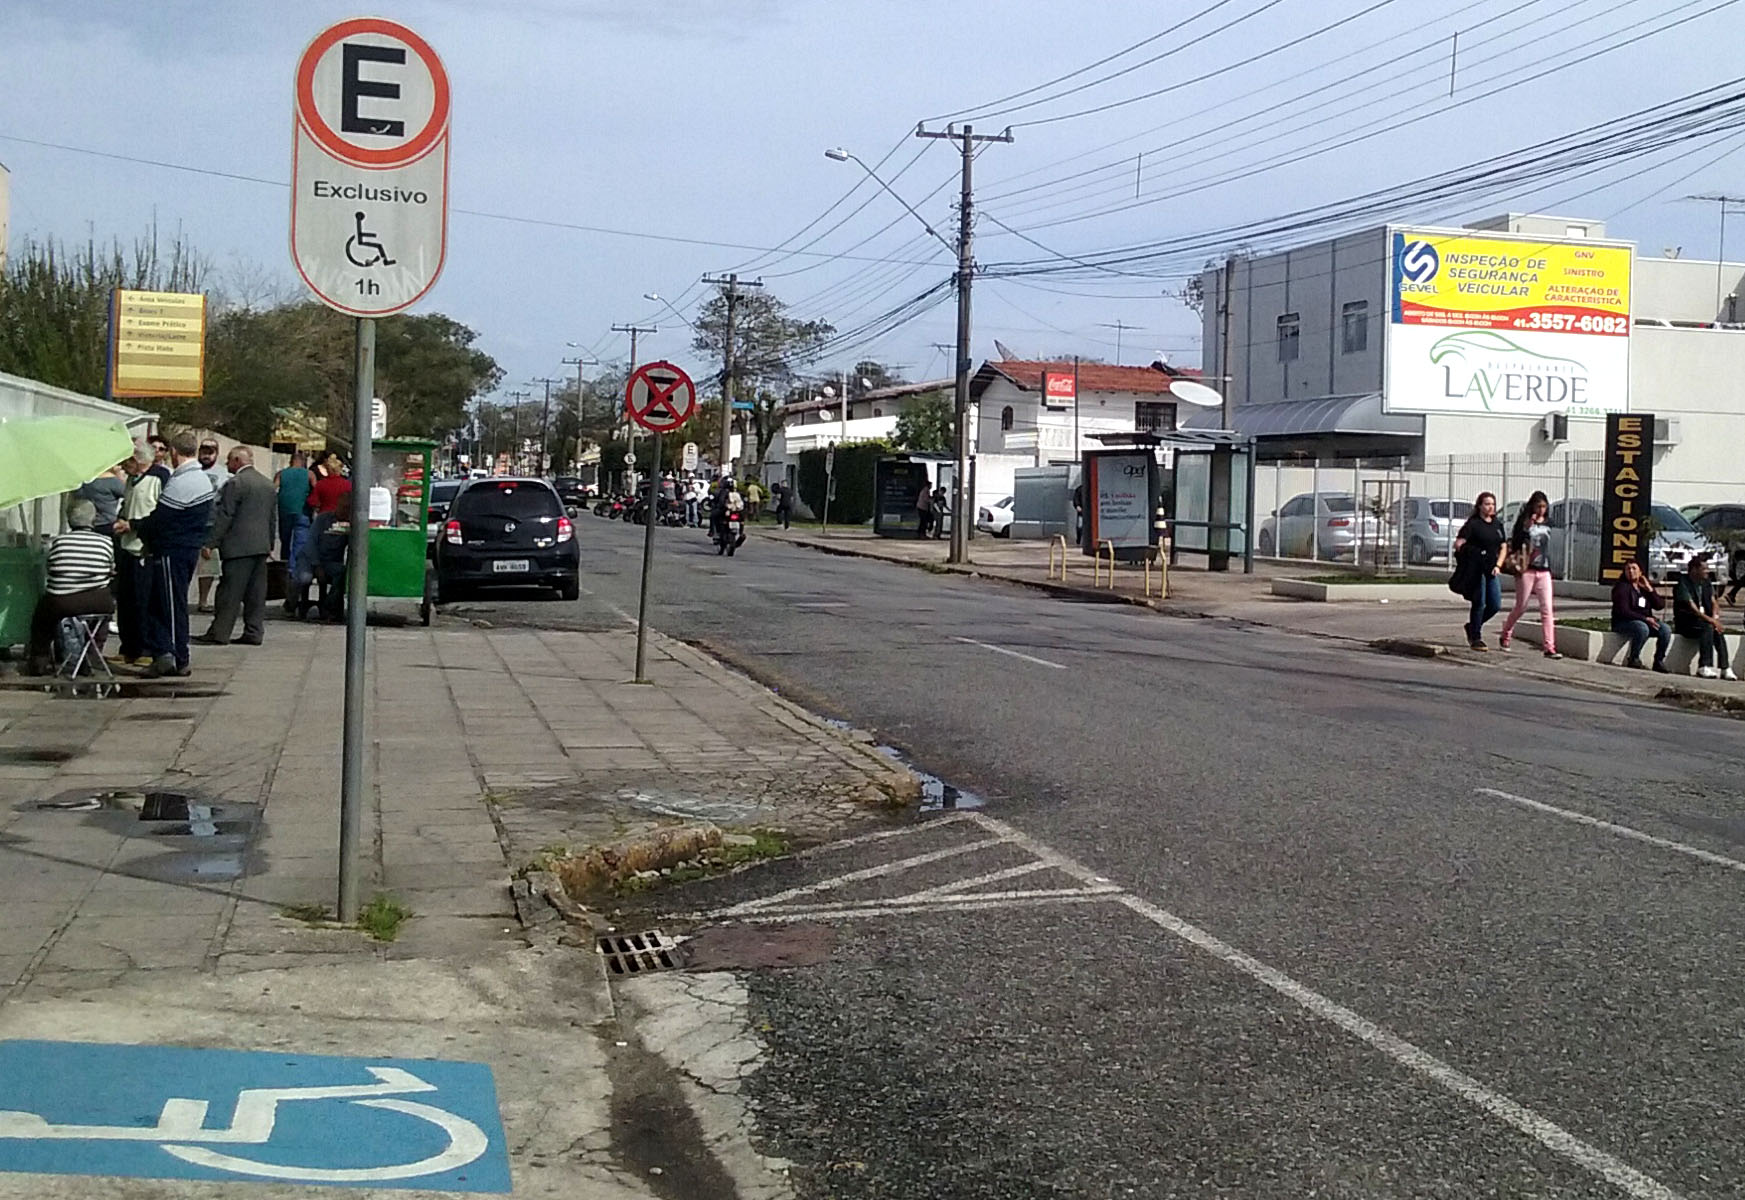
[686,476,706,528]
[130,432,215,678]
[1452,491,1506,650]
[275,450,312,564]
[744,479,764,520]
[1675,556,1736,679]
[109,443,162,668]
[930,484,949,540]
[916,484,934,539]
[193,438,230,614]
[1499,490,1560,659]
[197,447,276,646]
[773,481,793,530]
[25,501,115,675]
[1611,559,1671,672]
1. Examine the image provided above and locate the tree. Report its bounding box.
[692,286,834,405]
[892,389,953,453]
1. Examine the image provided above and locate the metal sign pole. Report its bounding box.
[634,432,663,684]
[339,316,375,922]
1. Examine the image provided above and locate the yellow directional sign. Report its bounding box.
[109,289,206,398]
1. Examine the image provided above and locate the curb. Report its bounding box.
[770,533,1160,611]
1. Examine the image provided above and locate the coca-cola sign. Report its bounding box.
[1042,371,1076,409]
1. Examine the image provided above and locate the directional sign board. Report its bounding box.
[291,18,450,317]
[0,1040,511,1191]
[624,361,697,435]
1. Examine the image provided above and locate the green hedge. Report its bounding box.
[797,441,888,525]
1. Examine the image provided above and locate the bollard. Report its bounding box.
[1094,540,1116,588]
[1048,534,1068,581]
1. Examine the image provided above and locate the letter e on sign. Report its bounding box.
[290,18,450,318]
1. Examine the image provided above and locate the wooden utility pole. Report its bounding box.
[700,273,764,477]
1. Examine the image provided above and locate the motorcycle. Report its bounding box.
[715,509,746,556]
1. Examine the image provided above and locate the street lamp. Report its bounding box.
[643,292,699,333]
[825,148,954,254]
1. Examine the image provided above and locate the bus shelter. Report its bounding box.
[1086,430,1257,574]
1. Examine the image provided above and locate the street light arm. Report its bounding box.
[827,149,955,256]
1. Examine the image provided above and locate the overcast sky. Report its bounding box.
[4,0,1743,403]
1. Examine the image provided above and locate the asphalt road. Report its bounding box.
[452,515,1745,1199]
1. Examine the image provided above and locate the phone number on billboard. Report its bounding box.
[1516,313,1628,334]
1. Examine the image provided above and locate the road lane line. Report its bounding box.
[719,839,1008,915]
[967,813,1682,1200]
[715,893,1121,922]
[904,861,1052,899]
[952,636,1066,669]
[1476,787,1745,875]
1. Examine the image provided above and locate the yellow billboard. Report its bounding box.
[1387,228,1633,416]
[109,289,206,398]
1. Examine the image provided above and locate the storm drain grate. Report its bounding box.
[596,930,678,975]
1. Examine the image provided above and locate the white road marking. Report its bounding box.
[952,636,1066,669]
[576,586,638,629]
[792,814,973,857]
[792,601,850,609]
[959,813,1681,1200]
[1476,787,1745,875]
[902,860,1052,900]
[719,839,1007,915]
[719,893,1119,923]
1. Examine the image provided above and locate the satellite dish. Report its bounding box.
[1169,379,1224,408]
[994,339,1017,361]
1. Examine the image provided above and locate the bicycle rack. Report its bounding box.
[1048,535,1068,580]
[1093,540,1116,588]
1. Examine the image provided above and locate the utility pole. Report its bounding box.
[612,323,657,483]
[916,122,1012,564]
[505,389,529,473]
[700,273,764,478]
[1686,194,1745,321]
[530,377,560,476]
[563,355,595,474]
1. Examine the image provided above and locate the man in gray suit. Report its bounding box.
[197,446,277,646]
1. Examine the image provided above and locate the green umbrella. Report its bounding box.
[0,415,137,511]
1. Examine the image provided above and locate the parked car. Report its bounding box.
[1257,493,1382,561]
[1387,496,1473,564]
[976,496,1015,537]
[1680,503,1716,521]
[427,481,464,551]
[431,477,579,604]
[553,476,591,507]
[1690,504,1745,590]
[1543,499,1720,582]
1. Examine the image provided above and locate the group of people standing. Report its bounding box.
[1453,490,1737,679]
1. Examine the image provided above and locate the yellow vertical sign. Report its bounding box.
[110,289,206,398]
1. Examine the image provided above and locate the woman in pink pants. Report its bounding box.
[1500,490,1562,659]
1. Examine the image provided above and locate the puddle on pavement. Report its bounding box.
[818,718,985,812]
[23,787,262,880]
[0,748,77,764]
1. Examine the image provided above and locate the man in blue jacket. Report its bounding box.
[130,432,215,678]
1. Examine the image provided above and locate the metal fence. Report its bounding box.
[1253,452,1607,580]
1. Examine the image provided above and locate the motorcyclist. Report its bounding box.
[709,476,733,542]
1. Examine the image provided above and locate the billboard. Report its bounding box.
[108,289,206,398]
[1600,413,1655,582]
[1384,227,1631,417]
[1042,370,1076,410]
[1082,450,1153,552]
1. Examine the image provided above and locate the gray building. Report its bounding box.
[1197,213,1745,507]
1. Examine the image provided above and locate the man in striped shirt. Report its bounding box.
[25,500,115,675]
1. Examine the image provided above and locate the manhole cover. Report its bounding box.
[680,923,835,972]
[597,931,678,976]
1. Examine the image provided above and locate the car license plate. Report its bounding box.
[493,559,530,573]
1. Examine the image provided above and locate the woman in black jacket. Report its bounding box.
[1453,491,1507,650]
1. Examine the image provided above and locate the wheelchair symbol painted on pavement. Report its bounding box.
[0,1041,511,1191]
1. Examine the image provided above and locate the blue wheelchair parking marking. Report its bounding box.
[0,1040,512,1191]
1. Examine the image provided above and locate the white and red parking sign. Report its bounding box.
[291,18,450,316]
[624,362,698,435]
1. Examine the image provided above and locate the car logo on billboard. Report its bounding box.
[1399,240,1440,284]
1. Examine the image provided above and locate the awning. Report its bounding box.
[1179,393,1423,439]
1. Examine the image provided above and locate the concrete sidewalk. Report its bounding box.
[762,525,1745,710]
[0,618,907,1196]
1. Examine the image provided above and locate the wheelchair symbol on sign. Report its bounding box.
[0,1066,487,1184]
[345,211,397,268]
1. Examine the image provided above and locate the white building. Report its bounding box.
[970,359,1199,511]
[761,378,949,489]
[1196,213,1745,507]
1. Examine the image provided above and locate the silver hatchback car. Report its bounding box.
[1389,496,1474,564]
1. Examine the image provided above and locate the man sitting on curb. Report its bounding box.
[1675,556,1737,681]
